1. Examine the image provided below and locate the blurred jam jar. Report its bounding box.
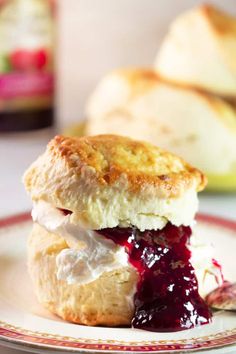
[0,0,55,132]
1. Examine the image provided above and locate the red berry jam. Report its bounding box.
[212,258,224,284]
[98,223,212,332]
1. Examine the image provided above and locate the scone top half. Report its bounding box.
[24,134,206,231]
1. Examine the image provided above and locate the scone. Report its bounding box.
[154,4,236,97]
[23,134,222,332]
[86,69,236,177]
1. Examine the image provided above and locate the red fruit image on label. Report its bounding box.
[34,49,48,70]
[9,49,48,72]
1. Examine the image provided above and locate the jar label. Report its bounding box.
[0,72,54,99]
[0,0,54,112]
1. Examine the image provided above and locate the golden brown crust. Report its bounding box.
[39,134,205,192]
[201,4,236,36]
[28,224,138,326]
[24,134,206,229]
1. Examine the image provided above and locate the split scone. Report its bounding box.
[24,135,222,332]
[154,4,236,97]
[86,69,236,179]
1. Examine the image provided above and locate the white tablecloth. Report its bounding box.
[0,130,235,354]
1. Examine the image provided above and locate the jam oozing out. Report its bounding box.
[98,223,212,332]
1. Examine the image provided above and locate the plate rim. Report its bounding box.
[0,211,236,353]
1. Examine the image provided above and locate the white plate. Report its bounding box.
[0,213,236,354]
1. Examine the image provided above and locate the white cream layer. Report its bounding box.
[32,201,130,285]
[190,231,223,297]
[32,201,222,295]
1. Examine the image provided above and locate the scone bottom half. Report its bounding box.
[24,134,214,332]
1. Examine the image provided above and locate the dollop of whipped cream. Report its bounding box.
[32,200,222,296]
[32,201,130,285]
[190,231,224,297]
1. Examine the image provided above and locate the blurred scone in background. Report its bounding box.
[57,0,236,125]
[86,68,236,181]
[82,4,236,190]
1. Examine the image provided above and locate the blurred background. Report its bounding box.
[57,0,236,128]
[0,0,236,219]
